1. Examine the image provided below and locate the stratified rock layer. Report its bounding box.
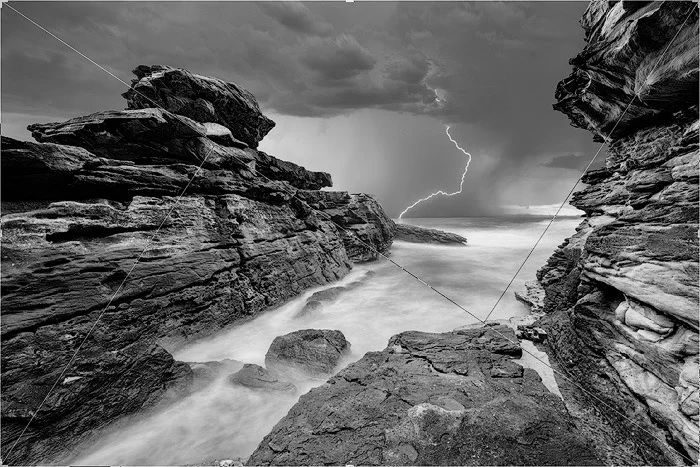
[394,223,467,245]
[123,65,275,148]
[247,325,600,466]
[535,2,698,464]
[0,66,395,464]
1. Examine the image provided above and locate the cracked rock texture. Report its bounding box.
[265,329,350,379]
[247,325,600,466]
[0,65,396,464]
[535,2,698,465]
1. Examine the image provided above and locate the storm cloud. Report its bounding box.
[2,1,599,216]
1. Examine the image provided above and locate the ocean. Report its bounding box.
[71,215,582,465]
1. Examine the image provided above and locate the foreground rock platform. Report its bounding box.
[247,324,600,466]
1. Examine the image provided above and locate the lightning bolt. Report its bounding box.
[398,125,472,219]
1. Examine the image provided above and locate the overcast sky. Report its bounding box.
[2,1,600,217]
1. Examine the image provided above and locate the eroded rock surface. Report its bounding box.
[123,65,275,148]
[394,223,467,245]
[248,325,599,466]
[531,2,699,464]
[0,65,394,464]
[265,329,350,379]
[228,364,296,393]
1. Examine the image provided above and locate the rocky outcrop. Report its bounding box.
[298,191,396,262]
[0,66,395,465]
[265,329,350,379]
[123,65,275,148]
[247,325,600,465]
[394,223,467,245]
[532,2,698,464]
[228,364,296,393]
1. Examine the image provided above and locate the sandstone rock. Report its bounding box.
[534,2,699,463]
[553,2,698,142]
[228,364,296,393]
[254,151,331,190]
[514,280,546,313]
[123,65,275,148]
[265,329,350,379]
[394,223,467,245]
[299,191,396,262]
[247,325,599,466]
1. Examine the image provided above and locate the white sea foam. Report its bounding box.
[71,216,580,465]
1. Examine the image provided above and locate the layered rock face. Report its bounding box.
[123,65,275,148]
[247,325,600,466]
[0,66,395,464]
[536,2,698,464]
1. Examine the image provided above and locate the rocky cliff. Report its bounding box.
[0,65,396,464]
[534,1,698,464]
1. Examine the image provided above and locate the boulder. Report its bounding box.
[123,65,275,148]
[247,325,600,465]
[228,364,296,393]
[394,223,467,245]
[265,330,350,379]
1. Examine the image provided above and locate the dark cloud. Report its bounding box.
[301,34,376,81]
[542,153,588,170]
[258,2,333,37]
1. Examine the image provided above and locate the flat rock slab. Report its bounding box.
[248,324,599,466]
[265,329,350,379]
[394,223,466,245]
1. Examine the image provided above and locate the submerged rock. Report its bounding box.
[515,325,548,343]
[189,359,244,385]
[394,223,467,245]
[265,329,350,379]
[228,364,296,393]
[247,325,599,465]
[296,271,374,318]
